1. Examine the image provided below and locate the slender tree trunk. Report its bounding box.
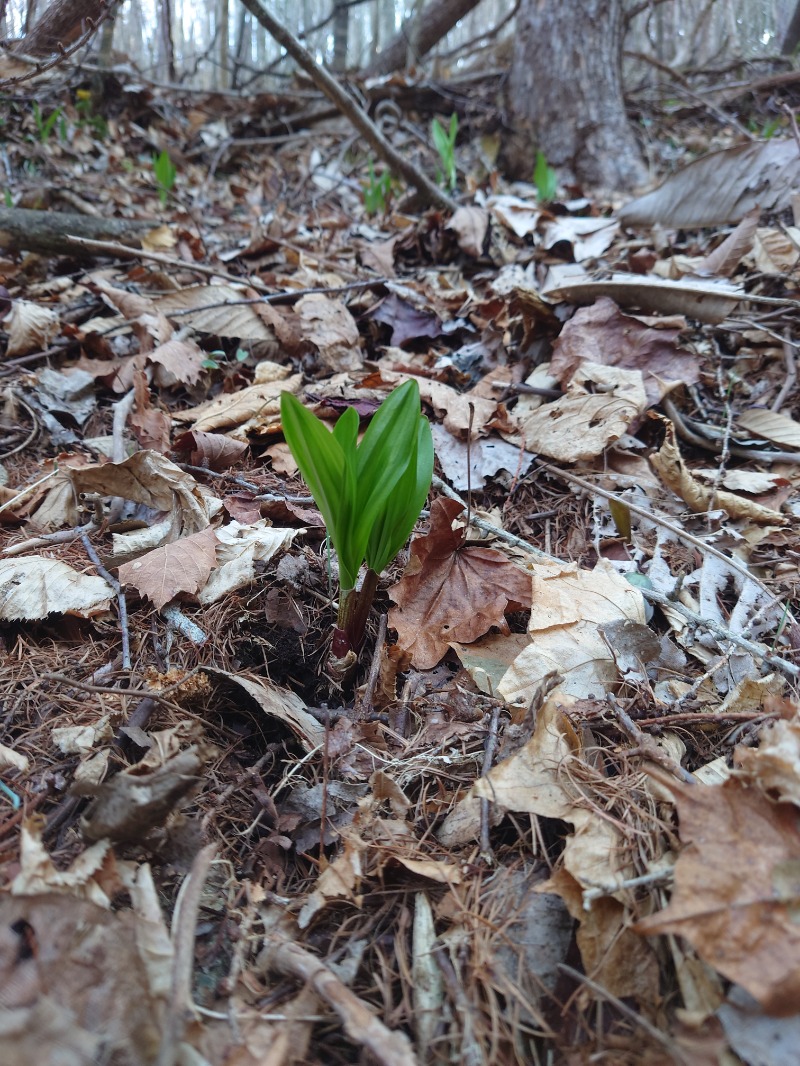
[158,0,175,80]
[783,0,800,54]
[367,0,482,75]
[332,0,349,71]
[505,0,646,191]
[219,0,230,86]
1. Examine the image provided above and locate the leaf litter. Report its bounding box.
[1,62,800,1066]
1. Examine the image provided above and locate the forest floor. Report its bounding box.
[1,55,800,1066]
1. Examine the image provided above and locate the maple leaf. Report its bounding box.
[388,497,533,669]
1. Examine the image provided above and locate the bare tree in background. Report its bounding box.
[368,0,483,75]
[505,0,646,190]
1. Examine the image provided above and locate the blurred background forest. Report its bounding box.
[1,0,798,91]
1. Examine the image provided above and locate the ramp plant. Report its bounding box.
[281,380,433,659]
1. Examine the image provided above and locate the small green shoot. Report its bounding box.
[363,161,393,215]
[534,150,558,202]
[281,380,433,657]
[75,89,109,139]
[201,347,249,370]
[431,113,458,192]
[32,102,62,144]
[152,149,177,205]
[3,190,12,207]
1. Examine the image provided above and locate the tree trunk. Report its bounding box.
[505,0,646,191]
[367,0,482,76]
[783,0,800,54]
[14,0,106,56]
[332,0,349,71]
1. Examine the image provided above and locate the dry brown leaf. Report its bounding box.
[619,139,800,228]
[118,525,218,609]
[130,367,171,453]
[0,890,169,1066]
[202,668,325,752]
[546,867,660,1007]
[146,337,206,387]
[172,428,249,471]
[550,296,700,405]
[172,371,302,437]
[81,746,210,843]
[734,717,800,807]
[295,293,362,372]
[388,498,533,670]
[4,299,60,356]
[636,777,800,1015]
[447,205,489,258]
[650,417,787,524]
[518,362,647,462]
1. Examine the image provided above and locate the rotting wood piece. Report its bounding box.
[0,206,161,259]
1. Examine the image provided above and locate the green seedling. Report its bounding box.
[201,347,249,370]
[363,160,393,215]
[534,150,558,202]
[75,90,109,139]
[431,113,458,192]
[3,190,12,207]
[281,380,433,659]
[152,149,177,205]
[32,102,63,144]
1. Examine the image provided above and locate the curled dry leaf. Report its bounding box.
[650,417,787,525]
[4,299,60,357]
[388,497,533,670]
[447,205,489,258]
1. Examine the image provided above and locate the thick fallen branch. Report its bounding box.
[236,0,456,213]
[0,207,160,258]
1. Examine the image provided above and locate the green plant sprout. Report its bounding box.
[431,113,458,192]
[32,103,63,144]
[201,347,249,370]
[363,161,393,215]
[281,380,433,659]
[534,150,558,202]
[152,149,177,205]
[75,89,109,139]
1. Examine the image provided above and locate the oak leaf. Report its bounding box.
[388,498,532,669]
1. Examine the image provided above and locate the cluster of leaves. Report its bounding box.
[281,380,433,594]
[362,160,393,215]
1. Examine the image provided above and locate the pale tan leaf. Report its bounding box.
[156,284,274,340]
[753,226,800,274]
[518,362,647,461]
[544,273,744,325]
[4,300,60,357]
[651,417,787,524]
[697,206,760,277]
[736,409,800,450]
[296,293,362,372]
[0,557,113,620]
[447,205,489,258]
